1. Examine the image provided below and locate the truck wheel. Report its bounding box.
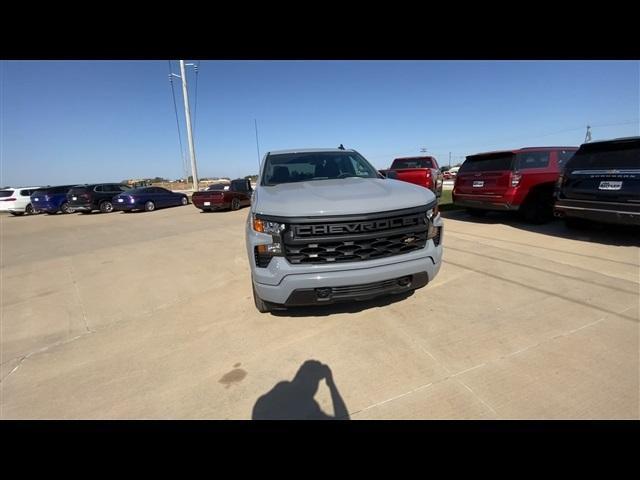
[231,198,241,211]
[60,202,73,214]
[100,201,113,213]
[467,208,487,217]
[521,192,553,224]
[252,283,271,313]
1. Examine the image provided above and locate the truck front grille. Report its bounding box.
[283,208,429,265]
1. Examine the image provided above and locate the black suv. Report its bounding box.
[555,137,639,227]
[67,183,132,214]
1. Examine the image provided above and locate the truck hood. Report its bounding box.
[253,177,435,217]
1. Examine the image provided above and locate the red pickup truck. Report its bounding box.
[192,179,253,212]
[382,156,443,197]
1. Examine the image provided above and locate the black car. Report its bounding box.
[67,183,132,214]
[555,136,639,227]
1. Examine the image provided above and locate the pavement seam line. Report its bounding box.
[444,259,638,323]
[446,228,639,268]
[351,308,629,419]
[68,259,92,334]
[446,230,640,287]
[445,243,639,295]
[454,378,499,416]
[349,381,436,416]
[1,331,93,383]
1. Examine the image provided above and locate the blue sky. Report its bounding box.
[1,60,638,186]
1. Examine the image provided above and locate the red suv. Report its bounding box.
[452,146,578,223]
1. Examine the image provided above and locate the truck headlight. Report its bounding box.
[426,207,440,241]
[252,215,285,234]
[253,215,286,267]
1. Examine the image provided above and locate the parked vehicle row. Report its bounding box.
[449,137,639,227]
[0,183,192,216]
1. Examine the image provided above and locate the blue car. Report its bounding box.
[31,185,78,214]
[112,187,189,212]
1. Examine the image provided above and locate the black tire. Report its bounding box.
[25,204,34,215]
[564,217,589,230]
[60,202,73,214]
[99,201,113,214]
[520,192,553,224]
[467,208,487,217]
[252,282,270,313]
[144,200,155,212]
[181,196,188,206]
[231,197,241,211]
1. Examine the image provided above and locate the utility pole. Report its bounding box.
[179,60,199,191]
[584,125,592,143]
[254,119,261,170]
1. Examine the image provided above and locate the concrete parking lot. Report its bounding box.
[1,204,638,419]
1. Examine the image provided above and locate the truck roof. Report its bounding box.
[267,148,356,155]
[392,155,436,160]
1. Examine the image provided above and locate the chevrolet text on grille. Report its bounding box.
[294,215,423,236]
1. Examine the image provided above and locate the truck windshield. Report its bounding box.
[459,154,515,173]
[262,151,379,186]
[391,158,434,169]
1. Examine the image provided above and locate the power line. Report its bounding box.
[168,60,188,180]
[367,120,639,162]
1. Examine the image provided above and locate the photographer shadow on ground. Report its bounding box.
[252,360,350,420]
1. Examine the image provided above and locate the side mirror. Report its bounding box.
[385,171,398,180]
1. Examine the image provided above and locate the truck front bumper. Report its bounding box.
[254,254,440,306]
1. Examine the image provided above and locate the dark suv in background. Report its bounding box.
[31,185,78,214]
[555,137,639,228]
[67,183,131,214]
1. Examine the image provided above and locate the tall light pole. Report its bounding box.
[254,119,261,170]
[179,60,199,191]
